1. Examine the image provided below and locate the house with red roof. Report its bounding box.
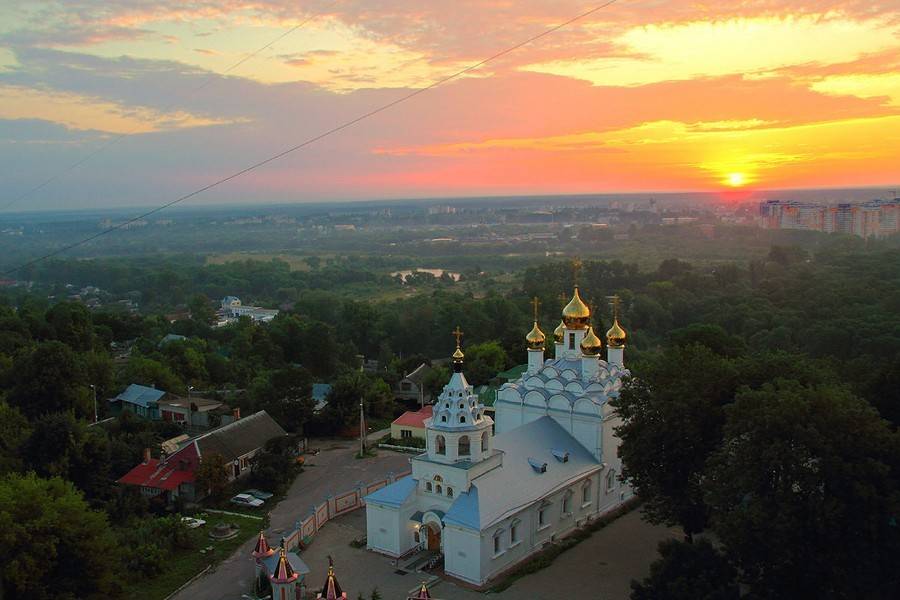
[117,410,287,503]
[389,405,433,442]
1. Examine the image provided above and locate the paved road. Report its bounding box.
[172,433,411,600]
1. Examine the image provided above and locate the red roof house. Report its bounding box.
[390,405,433,441]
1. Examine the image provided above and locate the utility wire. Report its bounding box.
[0,0,338,212]
[2,0,619,277]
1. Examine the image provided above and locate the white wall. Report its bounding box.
[443,525,483,584]
[366,503,402,556]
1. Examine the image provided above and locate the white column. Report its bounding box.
[554,341,564,360]
[527,348,544,374]
[581,355,599,381]
[607,347,624,368]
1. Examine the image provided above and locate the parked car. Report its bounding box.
[180,516,207,529]
[230,493,264,508]
[241,489,273,500]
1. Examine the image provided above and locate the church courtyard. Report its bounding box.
[300,506,679,600]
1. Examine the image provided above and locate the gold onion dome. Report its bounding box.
[553,320,566,343]
[607,319,627,348]
[580,326,603,355]
[452,347,465,361]
[562,286,591,329]
[526,321,545,349]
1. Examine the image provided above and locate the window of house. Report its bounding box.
[436,435,446,455]
[441,415,447,423]
[481,431,489,452]
[538,507,547,527]
[458,435,470,456]
[493,531,503,556]
[433,475,443,482]
[582,481,592,506]
[569,332,575,349]
[401,429,412,439]
[562,491,572,515]
[426,482,432,492]
[459,415,466,423]
[510,519,520,545]
[607,469,617,493]
[459,403,464,409]
[436,485,442,494]
[447,487,453,498]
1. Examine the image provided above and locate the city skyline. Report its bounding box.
[2,1,899,210]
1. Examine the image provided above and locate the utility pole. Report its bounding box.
[89,384,97,423]
[359,398,366,457]
[188,385,194,428]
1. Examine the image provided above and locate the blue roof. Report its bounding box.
[312,383,332,401]
[364,476,416,508]
[444,485,480,530]
[113,384,165,408]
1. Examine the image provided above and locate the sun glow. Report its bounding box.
[726,172,747,187]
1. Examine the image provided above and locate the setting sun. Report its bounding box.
[726,172,747,187]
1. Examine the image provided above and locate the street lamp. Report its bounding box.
[89,384,97,424]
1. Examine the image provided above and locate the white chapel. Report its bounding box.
[365,287,633,586]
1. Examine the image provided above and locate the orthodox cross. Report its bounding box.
[606,295,622,318]
[452,325,464,348]
[572,257,582,286]
[531,296,541,322]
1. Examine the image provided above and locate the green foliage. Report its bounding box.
[319,371,396,434]
[195,453,230,500]
[0,473,120,600]
[8,341,91,419]
[631,539,738,600]
[248,366,314,433]
[0,402,30,475]
[463,341,508,385]
[705,382,900,599]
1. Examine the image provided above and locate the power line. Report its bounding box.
[0,0,338,213]
[2,0,620,277]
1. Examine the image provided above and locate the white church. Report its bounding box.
[365,286,633,586]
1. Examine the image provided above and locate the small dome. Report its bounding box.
[580,326,603,355]
[562,287,590,329]
[607,319,627,348]
[525,321,545,349]
[553,320,566,343]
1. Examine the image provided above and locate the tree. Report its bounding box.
[631,539,738,600]
[0,473,120,599]
[463,341,508,386]
[195,452,230,499]
[8,341,90,419]
[188,293,215,325]
[705,382,900,599]
[613,344,738,540]
[249,366,314,433]
[46,301,94,351]
[122,355,184,394]
[0,402,31,475]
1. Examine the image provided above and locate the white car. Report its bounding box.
[181,516,207,529]
[230,493,264,508]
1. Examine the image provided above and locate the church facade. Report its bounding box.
[365,287,632,586]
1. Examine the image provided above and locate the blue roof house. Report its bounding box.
[109,384,166,419]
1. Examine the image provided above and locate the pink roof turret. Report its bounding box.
[252,530,276,560]
[270,547,298,584]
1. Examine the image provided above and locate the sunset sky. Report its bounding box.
[1,1,899,209]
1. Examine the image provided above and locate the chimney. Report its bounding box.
[142,448,151,464]
[233,407,241,420]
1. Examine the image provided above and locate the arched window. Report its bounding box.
[606,469,617,493]
[425,481,432,492]
[562,490,573,515]
[459,415,466,424]
[510,519,521,544]
[436,435,446,455]
[441,415,447,423]
[493,529,504,555]
[582,481,591,505]
[447,487,454,498]
[481,431,489,452]
[436,484,443,494]
[433,475,443,482]
[458,435,470,456]
[459,403,464,409]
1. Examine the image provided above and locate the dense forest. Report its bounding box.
[1,234,899,598]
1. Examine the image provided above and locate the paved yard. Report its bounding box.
[300,506,680,600]
[172,435,411,600]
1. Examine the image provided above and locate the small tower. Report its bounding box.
[606,296,627,368]
[316,558,347,600]
[426,327,494,465]
[553,319,565,360]
[269,546,299,600]
[580,325,603,381]
[525,297,545,374]
[251,530,275,582]
[408,582,432,599]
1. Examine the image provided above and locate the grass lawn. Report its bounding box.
[123,512,262,600]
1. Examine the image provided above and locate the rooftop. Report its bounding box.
[392,405,433,429]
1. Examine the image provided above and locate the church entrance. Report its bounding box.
[424,522,441,550]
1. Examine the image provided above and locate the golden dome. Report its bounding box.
[452,347,465,361]
[553,320,566,343]
[562,286,591,329]
[580,326,603,355]
[606,318,627,348]
[525,321,545,350]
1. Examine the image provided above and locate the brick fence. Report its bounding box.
[280,469,413,551]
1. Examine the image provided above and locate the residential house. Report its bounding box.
[389,405,433,441]
[117,410,287,503]
[395,363,433,406]
[108,384,166,419]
